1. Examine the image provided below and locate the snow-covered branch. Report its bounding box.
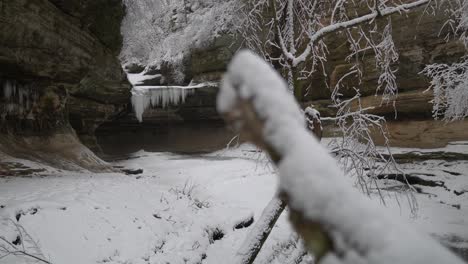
[233,0,435,105]
[233,197,287,264]
[423,0,468,120]
[218,50,463,263]
[423,59,468,120]
[0,220,50,264]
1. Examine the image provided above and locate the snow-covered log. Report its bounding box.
[218,50,464,263]
[234,197,287,264]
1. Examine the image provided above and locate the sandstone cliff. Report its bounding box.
[0,0,131,169]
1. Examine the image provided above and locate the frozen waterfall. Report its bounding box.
[127,72,217,122]
[131,86,196,122]
[1,79,35,116]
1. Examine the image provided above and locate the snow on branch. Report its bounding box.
[233,197,287,264]
[423,0,468,121]
[234,0,434,103]
[280,0,432,67]
[218,50,463,263]
[0,219,50,264]
[422,59,468,120]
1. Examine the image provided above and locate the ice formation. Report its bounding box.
[131,82,217,122]
[1,79,34,117]
[131,86,193,122]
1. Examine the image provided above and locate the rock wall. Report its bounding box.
[0,0,130,168]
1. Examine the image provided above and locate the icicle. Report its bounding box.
[2,79,35,115]
[130,82,217,122]
[131,86,196,122]
[3,80,16,100]
[131,89,152,123]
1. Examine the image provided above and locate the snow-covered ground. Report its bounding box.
[0,142,467,263]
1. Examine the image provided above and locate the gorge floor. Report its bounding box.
[0,142,467,263]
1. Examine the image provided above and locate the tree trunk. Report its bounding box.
[292,66,304,102]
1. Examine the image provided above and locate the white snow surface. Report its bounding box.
[0,142,468,263]
[218,50,464,263]
[0,145,286,264]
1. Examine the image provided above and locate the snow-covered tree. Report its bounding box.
[219,50,464,264]
[230,0,468,192]
[234,0,431,100]
[233,0,468,123]
[232,0,434,198]
[225,1,468,262]
[121,0,236,82]
[423,0,468,120]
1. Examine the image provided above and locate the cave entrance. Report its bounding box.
[95,121,239,158]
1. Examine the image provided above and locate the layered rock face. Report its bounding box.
[0,0,130,168]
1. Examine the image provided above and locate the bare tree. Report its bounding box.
[232,0,441,191]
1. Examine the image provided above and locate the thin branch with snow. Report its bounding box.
[0,220,50,264]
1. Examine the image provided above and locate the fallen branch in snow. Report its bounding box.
[218,50,464,263]
[234,197,287,264]
[383,151,468,163]
[378,173,444,187]
[0,220,50,264]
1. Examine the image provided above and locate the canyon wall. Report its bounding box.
[0,0,130,169]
